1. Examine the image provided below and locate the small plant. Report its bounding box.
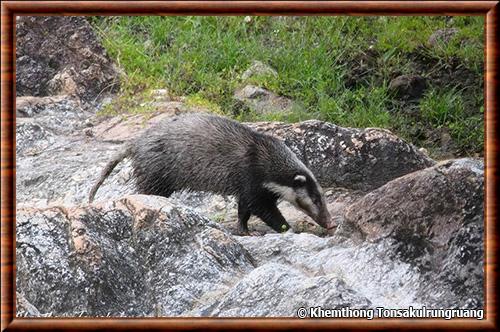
[420,89,465,126]
[185,94,224,115]
[211,213,226,223]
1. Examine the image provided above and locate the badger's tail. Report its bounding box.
[89,146,132,203]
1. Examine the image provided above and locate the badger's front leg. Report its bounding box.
[237,198,251,235]
[252,198,291,233]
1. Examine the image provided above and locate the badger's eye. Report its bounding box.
[293,174,307,187]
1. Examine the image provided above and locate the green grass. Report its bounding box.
[184,94,224,115]
[420,89,466,126]
[90,16,484,158]
[419,88,484,153]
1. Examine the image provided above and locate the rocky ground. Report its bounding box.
[15,17,484,317]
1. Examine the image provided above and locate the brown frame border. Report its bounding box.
[1,1,498,331]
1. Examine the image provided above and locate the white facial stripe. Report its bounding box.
[263,182,320,219]
[294,174,306,183]
[263,182,297,202]
[296,189,319,217]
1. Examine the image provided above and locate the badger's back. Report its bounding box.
[132,113,263,196]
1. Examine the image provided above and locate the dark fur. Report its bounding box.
[90,113,330,233]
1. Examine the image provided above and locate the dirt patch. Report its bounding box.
[408,46,482,99]
[344,48,380,89]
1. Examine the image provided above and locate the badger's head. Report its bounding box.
[263,172,334,230]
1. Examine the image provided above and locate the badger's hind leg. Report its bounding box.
[135,170,177,198]
[136,181,175,198]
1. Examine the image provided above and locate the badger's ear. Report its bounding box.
[293,174,307,187]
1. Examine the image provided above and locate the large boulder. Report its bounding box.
[16,16,120,103]
[344,158,483,244]
[16,161,484,316]
[17,195,374,317]
[209,263,371,317]
[344,158,484,309]
[249,120,435,190]
[16,195,255,317]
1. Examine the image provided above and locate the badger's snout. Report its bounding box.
[295,194,333,230]
[320,210,336,230]
[263,172,334,231]
[311,199,334,230]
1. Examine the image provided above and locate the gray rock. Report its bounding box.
[344,158,484,309]
[17,95,77,117]
[17,195,375,318]
[16,293,43,317]
[234,84,297,115]
[16,195,255,317]
[426,213,484,309]
[428,28,459,47]
[16,195,417,317]
[237,233,423,308]
[16,140,135,207]
[248,120,435,190]
[16,16,120,103]
[241,60,278,81]
[16,95,92,135]
[388,74,427,100]
[16,121,56,157]
[345,158,483,244]
[16,160,484,316]
[208,263,371,317]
